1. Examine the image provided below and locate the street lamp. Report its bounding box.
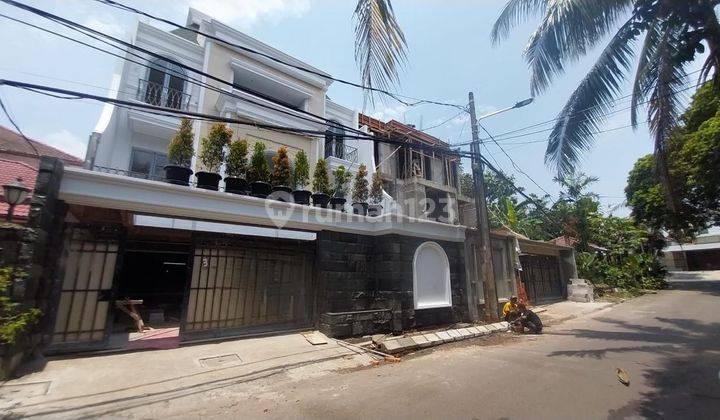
[2,177,30,222]
[452,97,535,147]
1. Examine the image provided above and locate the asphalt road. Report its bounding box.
[204,272,720,419]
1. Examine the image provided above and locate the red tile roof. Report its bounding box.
[0,125,84,165]
[0,158,37,219]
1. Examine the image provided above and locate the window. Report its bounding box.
[324,124,345,159]
[141,59,188,110]
[413,242,452,309]
[130,148,167,180]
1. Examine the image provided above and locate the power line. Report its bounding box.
[91,0,466,111]
[0,91,39,156]
[419,109,467,132]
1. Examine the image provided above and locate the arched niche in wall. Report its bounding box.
[413,241,452,310]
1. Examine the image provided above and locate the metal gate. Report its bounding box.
[50,227,121,350]
[519,254,563,302]
[182,236,314,339]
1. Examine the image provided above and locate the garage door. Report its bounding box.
[182,236,314,339]
[519,254,564,302]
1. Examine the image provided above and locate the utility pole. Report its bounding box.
[468,92,499,321]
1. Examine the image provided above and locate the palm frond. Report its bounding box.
[631,17,663,127]
[545,16,638,177]
[354,0,407,105]
[490,0,548,44]
[524,0,633,95]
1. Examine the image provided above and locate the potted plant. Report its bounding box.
[270,146,293,201]
[330,165,351,211]
[247,142,271,197]
[368,171,384,216]
[165,118,194,186]
[351,164,369,215]
[311,158,331,207]
[196,123,232,190]
[292,150,311,205]
[224,138,248,194]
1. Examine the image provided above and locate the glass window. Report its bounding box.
[130,148,167,180]
[324,124,345,159]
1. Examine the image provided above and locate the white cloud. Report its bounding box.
[184,0,312,29]
[83,15,127,39]
[43,129,86,159]
[368,104,408,122]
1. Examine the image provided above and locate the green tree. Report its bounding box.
[491,0,720,212]
[247,142,269,183]
[352,164,370,202]
[167,118,194,167]
[198,123,232,173]
[312,158,331,194]
[225,138,248,178]
[292,150,310,190]
[1,268,41,345]
[271,146,292,187]
[459,172,474,197]
[370,171,384,204]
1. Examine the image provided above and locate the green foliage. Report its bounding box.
[167,118,194,167]
[292,150,310,190]
[370,171,384,204]
[352,164,369,202]
[225,138,248,178]
[332,165,352,197]
[247,142,269,183]
[459,172,474,197]
[1,268,41,345]
[271,146,292,187]
[312,158,331,194]
[198,123,232,172]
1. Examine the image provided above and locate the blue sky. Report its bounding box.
[0,0,706,215]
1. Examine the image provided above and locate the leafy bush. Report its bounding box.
[332,165,352,197]
[271,146,292,186]
[352,164,369,202]
[370,171,384,204]
[225,138,248,178]
[1,268,41,345]
[167,118,194,167]
[247,142,269,183]
[198,123,232,172]
[312,159,331,194]
[293,150,310,190]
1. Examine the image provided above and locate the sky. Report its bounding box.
[0,0,707,216]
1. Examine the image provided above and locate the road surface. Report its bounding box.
[202,272,720,419]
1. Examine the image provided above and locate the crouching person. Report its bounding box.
[517,303,543,334]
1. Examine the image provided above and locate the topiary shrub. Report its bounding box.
[198,123,232,173]
[332,165,352,197]
[167,118,194,167]
[370,171,384,204]
[293,150,310,190]
[247,142,270,183]
[352,164,369,203]
[225,138,248,178]
[312,158,331,194]
[271,146,292,186]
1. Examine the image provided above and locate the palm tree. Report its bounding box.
[491,0,720,212]
[353,0,408,104]
[553,171,599,204]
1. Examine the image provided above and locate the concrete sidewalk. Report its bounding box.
[0,332,373,418]
[534,300,615,326]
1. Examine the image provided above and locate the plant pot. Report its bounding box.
[164,165,193,186]
[368,204,383,217]
[224,177,248,195]
[249,181,272,198]
[330,197,347,212]
[311,193,331,208]
[270,185,293,202]
[195,171,222,191]
[352,202,369,216]
[292,190,312,205]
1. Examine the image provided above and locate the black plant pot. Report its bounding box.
[224,177,248,195]
[311,193,331,208]
[164,165,193,186]
[292,190,312,205]
[249,181,272,198]
[270,185,293,202]
[195,171,222,191]
[330,197,347,212]
[368,204,383,217]
[352,202,369,216]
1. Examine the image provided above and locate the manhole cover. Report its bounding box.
[0,381,51,400]
[198,353,242,368]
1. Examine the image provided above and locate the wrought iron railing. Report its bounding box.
[324,142,358,164]
[136,78,191,110]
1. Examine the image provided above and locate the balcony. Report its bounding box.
[136,78,191,110]
[324,141,358,164]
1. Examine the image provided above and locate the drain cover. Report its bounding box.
[0,381,51,399]
[198,353,242,368]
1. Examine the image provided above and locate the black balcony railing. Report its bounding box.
[325,141,358,163]
[137,78,191,110]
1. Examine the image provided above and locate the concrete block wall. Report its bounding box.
[317,231,468,337]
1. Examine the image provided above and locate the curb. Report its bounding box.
[379,322,510,354]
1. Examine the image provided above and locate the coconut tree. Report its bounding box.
[491,0,720,212]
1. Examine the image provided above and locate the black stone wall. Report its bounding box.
[316,231,468,337]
